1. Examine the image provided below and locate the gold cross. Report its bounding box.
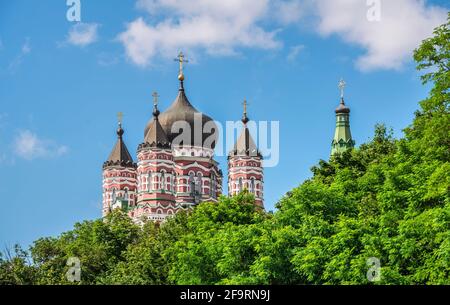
[338,78,346,98]
[117,112,123,125]
[152,91,159,107]
[174,51,189,76]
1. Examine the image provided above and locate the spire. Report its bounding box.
[230,99,260,157]
[103,113,135,169]
[331,78,355,155]
[174,51,189,90]
[141,91,171,149]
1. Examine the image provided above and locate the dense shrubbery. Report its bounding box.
[1,14,449,286]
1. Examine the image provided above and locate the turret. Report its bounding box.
[331,79,355,155]
[228,100,264,208]
[135,92,176,223]
[102,115,137,217]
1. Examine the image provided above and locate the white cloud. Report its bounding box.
[67,23,99,47]
[117,0,448,71]
[287,44,304,61]
[274,0,306,25]
[8,38,31,71]
[313,0,448,71]
[13,130,68,160]
[118,0,281,66]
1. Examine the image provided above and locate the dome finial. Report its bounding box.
[338,77,346,100]
[117,112,124,137]
[242,99,249,125]
[152,91,160,118]
[335,79,350,114]
[174,51,189,88]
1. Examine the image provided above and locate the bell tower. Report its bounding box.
[331,79,355,155]
[135,92,176,223]
[228,100,264,208]
[102,114,137,217]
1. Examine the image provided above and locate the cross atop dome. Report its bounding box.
[174,51,189,82]
[117,111,123,127]
[152,91,159,106]
[152,91,160,118]
[242,99,249,125]
[338,78,346,98]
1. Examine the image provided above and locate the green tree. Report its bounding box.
[167,192,267,284]
[0,245,36,285]
[31,209,140,284]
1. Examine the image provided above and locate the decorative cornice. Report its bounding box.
[138,141,171,151]
[103,160,137,169]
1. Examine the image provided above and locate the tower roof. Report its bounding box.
[103,123,135,169]
[335,98,350,114]
[229,102,261,157]
[144,65,217,149]
[230,127,260,157]
[332,79,354,155]
[141,99,171,149]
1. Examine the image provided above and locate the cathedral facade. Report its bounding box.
[102,53,264,223]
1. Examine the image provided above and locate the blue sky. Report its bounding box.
[0,0,448,248]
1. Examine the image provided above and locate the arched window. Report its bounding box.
[173,174,178,193]
[196,173,202,195]
[148,172,152,192]
[210,173,216,198]
[238,178,243,192]
[124,189,129,201]
[250,178,255,194]
[161,171,166,191]
[112,189,116,203]
[189,172,195,196]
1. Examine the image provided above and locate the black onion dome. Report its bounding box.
[335,98,350,114]
[144,85,218,149]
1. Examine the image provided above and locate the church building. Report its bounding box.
[101,53,355,223]
[101,52,264,223]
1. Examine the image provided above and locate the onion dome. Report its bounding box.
[139,100,171,150]
[335,98,350,114]
[103,122,136,169]
[144,78,218,149]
